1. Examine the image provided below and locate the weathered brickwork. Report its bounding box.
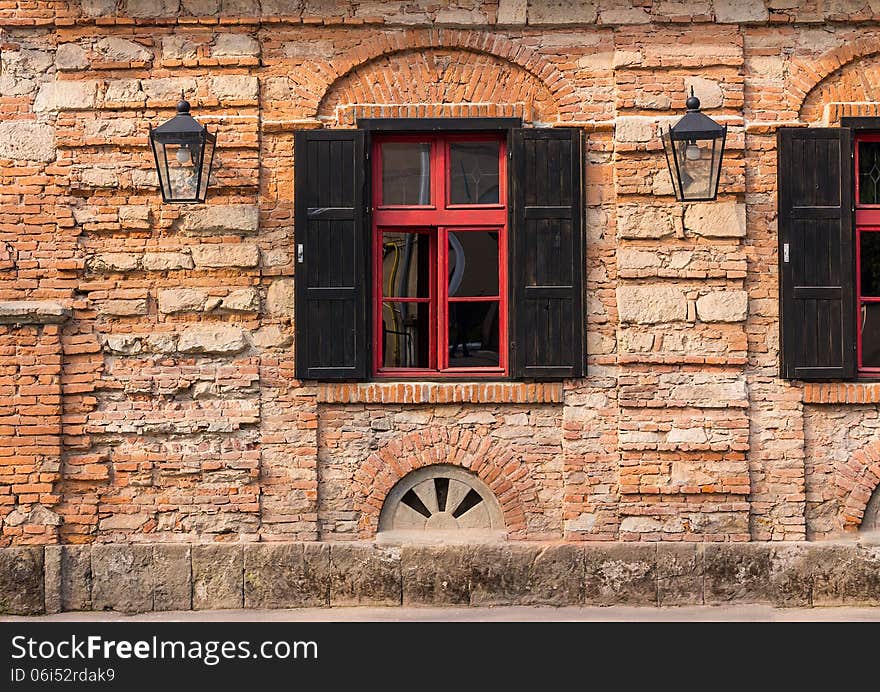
[5,0,880,555]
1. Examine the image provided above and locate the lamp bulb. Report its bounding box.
[176,146,192,164]
[684,142,701,161]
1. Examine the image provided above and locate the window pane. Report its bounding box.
[860,141,880,205]
[448,301,500,368]
[448,231,499,297]
[449,142,500,205]
[382,143,431,206]
[863,303,880,367]
[382,301,430,368]
[383,231,430,298]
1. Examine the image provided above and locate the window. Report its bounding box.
[856,135,880,373]
[373,134,507,376]
[293,121,585,382]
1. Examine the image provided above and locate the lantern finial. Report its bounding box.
[176,90,191,115]
[685,86,700,112]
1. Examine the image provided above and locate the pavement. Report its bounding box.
[5,605,880,621]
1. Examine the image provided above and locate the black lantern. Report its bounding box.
[148,94,216,203]
[661,89,727,202]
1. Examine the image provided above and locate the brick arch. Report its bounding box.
[792,39,880,123]
[307,28,573,121]
[317,47,559,125]
[837,439,880,531]
[353,427,538,538]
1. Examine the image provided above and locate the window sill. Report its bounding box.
[316,381,563,404]
[803,382,880,404]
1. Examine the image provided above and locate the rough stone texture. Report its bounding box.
[244,543,330,608]
[152,544,192,611]
[266,279,294,317]
[0,122,56,162]
[158,288,209,313]
[221,287,260,312]
[193,544,243,609]
[91,544,153,613]
[656,544,704,606]
[211,75,260,101]
[617,204,682,239]
[685,76,723,109]
[212,34,260,57]
[60,545,92,611]
[696,290,749,322]
[0,301,70,324]
[401,545,472,605]
[99,298,149,317]
[191,244,260,268]
[142,252,194,271]
[617,285,687,324]
[0,547,44,614]
[615,116,655,142]
[684,202,747,238]
[96,37,153,63]
[528,0,598,24]
[177,324,249,354]
[181,205,260,235]
[329,543,401,606]
[55,43,89,70]
[714,0,768,23]
[86,253,141,273]
[33,80,98,111]
[583,545,657,606]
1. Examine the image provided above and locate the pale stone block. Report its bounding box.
[99,299,149,317]
[177,324,250,354]
[86,253,141,273]
[33,80,98,111]
[266,278,294,316]
[212,34,260,58]
[191,243,260,268]
[124,0,181,17]
[599,8,650,23]
[55,43,89,70]
[251,325,292,348]
[617,285,688,324]
[714,0,768,22]
[211,75,259,101]
[142,252,193,271]
[158,288,208,313]
[617,248,662,271]
[142,77,197,102]
[95,37,153,63]
[0,122,56,163]
[221,287,260,312]
[102,334,143,354]
[615,116,655,142]
[684,202,746,238]
[181,205,259,235]
[104,79,145,103]
[696,290,749,322]
[497,0,527,23]
[617,204,682,239]
[685,76,723,109]
[161,35,199,61]
[528,0,598,24]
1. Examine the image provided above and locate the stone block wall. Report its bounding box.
[3,0,880,552]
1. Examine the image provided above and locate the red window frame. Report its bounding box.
[372,133,508,378]
[854,134,880,373]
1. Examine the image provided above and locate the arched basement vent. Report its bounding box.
[862,485,880,532]
[378,465,505,537]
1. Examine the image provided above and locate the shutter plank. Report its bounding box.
[778,127,855,380]
[510,128,585,379]
[295,130,368,380]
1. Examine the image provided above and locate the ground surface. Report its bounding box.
[5,606,880,622]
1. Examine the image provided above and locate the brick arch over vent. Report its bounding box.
[353,427,538,538]
[837,439,880,531]
[306,28,573,121]
[792,39,880,123]
[317,47,559,125]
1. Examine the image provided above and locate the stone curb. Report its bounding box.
[0,542,877,615]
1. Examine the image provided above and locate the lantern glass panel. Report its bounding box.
[197,134,215,203]
[154,132,203,202]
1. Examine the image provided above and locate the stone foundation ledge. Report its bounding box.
[3,541,880,615]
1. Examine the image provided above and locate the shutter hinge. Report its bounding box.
[297,244,304,263]
[782,243,790,263]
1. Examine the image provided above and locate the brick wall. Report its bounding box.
[3,0,880,545]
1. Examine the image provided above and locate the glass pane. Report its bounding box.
[382,143,431,206]
[860,141,880,205]
[673,137,721,201]
[448,231,499,297]
[861,232,880,297]
[863,303,880,367]
[449,142,500,205]
[382,301,430,368]
[382,231,430,298]
[161,141,200,201]
[448,301,500,368]
[197,137,214,202]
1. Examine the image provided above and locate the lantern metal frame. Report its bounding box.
[661,89,727,202]
[148,94,216,204]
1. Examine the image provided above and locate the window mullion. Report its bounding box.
[438,226,448,371]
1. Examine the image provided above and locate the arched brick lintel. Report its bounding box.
[353,427,538,539]
[792,39,880,120]
[309,28,573,120]
[838,439,880,530]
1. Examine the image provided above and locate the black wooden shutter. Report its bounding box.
[294,129,368,380]
[509,127,585,379]
[778,127,855,380]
